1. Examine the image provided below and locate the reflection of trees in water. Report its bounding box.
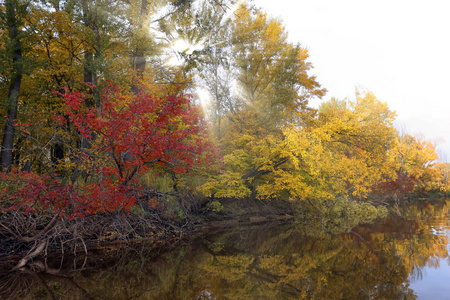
[2,200,450,299]
[197,227,416,299]
[385,200,450,281]
[0,240,179,299]
[0,269,95,300]
[0,272,34,300]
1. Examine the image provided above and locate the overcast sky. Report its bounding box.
[254,0,450,161]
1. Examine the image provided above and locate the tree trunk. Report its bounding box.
[81,0,100,109]
[132,0,149,94]
[0,0,24,172]
[69,0,99,182]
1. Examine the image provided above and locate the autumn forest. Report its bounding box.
[1,0,449,269]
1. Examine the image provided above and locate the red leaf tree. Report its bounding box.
[56,83,215,187]
[1,83,215,219]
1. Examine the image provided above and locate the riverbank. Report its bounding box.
[2,193,447,272]
[0,196,296,271]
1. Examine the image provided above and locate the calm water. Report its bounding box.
[2,199,450,299]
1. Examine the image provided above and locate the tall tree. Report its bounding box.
[229,3,326,136]
[199,3,327,199]
[181,0,236,141]
[0,0,30,171]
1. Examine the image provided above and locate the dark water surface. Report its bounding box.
[2,199,450,299]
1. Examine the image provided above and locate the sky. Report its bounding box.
[254,0,450,161]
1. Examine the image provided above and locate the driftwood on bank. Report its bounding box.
[0,190,200,270]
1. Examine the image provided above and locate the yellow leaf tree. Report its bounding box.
[202,91,398,203]
[383,133,443,194]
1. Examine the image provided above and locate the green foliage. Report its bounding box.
[205,200,224,213]
[142,171,175,193]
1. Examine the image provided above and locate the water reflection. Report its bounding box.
[2,199,450,299]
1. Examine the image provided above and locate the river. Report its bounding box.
[2,199,450,299]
